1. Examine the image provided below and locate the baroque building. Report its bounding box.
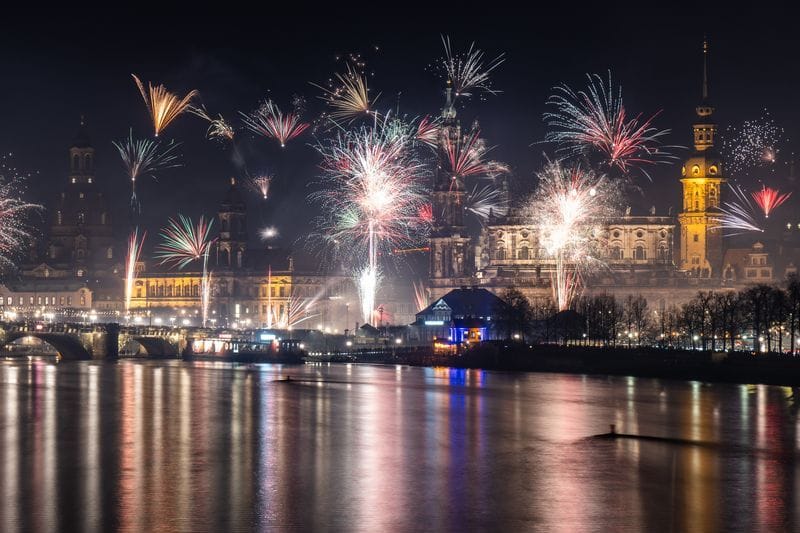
[129,178,358,330]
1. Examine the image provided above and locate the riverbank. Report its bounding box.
[380,344,800,387]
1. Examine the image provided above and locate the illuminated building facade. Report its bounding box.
[677,39,725,277]
[128,179,357,329]
[427,41,800,310]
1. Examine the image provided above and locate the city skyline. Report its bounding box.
[1,7,798,256]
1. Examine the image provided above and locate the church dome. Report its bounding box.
[682,150,723,178]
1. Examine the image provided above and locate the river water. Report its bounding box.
[0,359,798,532]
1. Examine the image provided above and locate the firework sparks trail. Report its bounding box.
[155,215,216,326]
[124,228,146,315]
[527,161,621,311]
[544,72,677,178]
[438,35,505,98]
[752,185,791,218]
[311,116,429,324]
[465,183,510,221]
[132,74,198,137]
[441,127,503,182]
[240,100,310,147]
[415,115,441,148]
[313,64,378,124]
[113,130,182,208]
[716,184,763,235]
[722,111,786,177]
[248,175,272,200]
[413,280,428,312]
[190,106,235,142]
[0,156,42,271]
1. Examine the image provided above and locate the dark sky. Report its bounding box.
[1,4,798,269]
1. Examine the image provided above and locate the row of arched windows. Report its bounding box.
[148,285,201,297]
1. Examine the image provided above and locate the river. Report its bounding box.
[0,359,798,531]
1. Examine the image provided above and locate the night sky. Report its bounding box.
[1,5,798,270]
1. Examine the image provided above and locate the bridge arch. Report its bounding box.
[121,336,179,358]
[2,332,92,361]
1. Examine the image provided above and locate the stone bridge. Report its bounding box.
[0,322,191,361]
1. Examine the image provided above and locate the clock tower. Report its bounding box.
[678,39,726,277]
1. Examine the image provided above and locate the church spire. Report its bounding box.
[702,36,709,101]
[696,38,714,118]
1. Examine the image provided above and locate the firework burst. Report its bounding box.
[248,175,272,200]
[155,214,216,326]
[155,214,215,269]
[544,72,676,178]
[437,35,505,99]
[131,74,198,137]
[311,116,429,324]
[0,156,42,271]
[190,106,235,142]
[314,64,378,124]
[752,185,791,218]
[240,100,309,147]
[124,228,146,314]
[717,184,764,235]
[465,184,509,221]
[113,130,182,207]
[722,111,786,177]
[260,226,278,240]
[526,160,621,310]
[441,127,501,182]
[415,115,441,148]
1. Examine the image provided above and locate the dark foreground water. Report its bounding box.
[1,360,799,532]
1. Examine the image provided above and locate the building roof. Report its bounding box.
[1,278,89,292]
[416,287,506,319]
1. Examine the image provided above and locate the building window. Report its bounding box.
[166,286,172,297]
[77,212,85,224]
[761,269,771,277]
[80,296,85,306]
[60,297,64,305]
[77,269,84,277]
[106,247,113,259]
[610,246,622,260]
[496,248,506,261]
[693,234,699,243]
[746,269,756,278]
[56,211,62,225]
[6,297,11,305]
[101,213,107,225]
[518,247,529,260]
[692,165,700,175]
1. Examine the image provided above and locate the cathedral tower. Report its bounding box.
[217,177,247,269]
[678,39,726,277]
[46,118,115,278]
[429,83,474,285]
